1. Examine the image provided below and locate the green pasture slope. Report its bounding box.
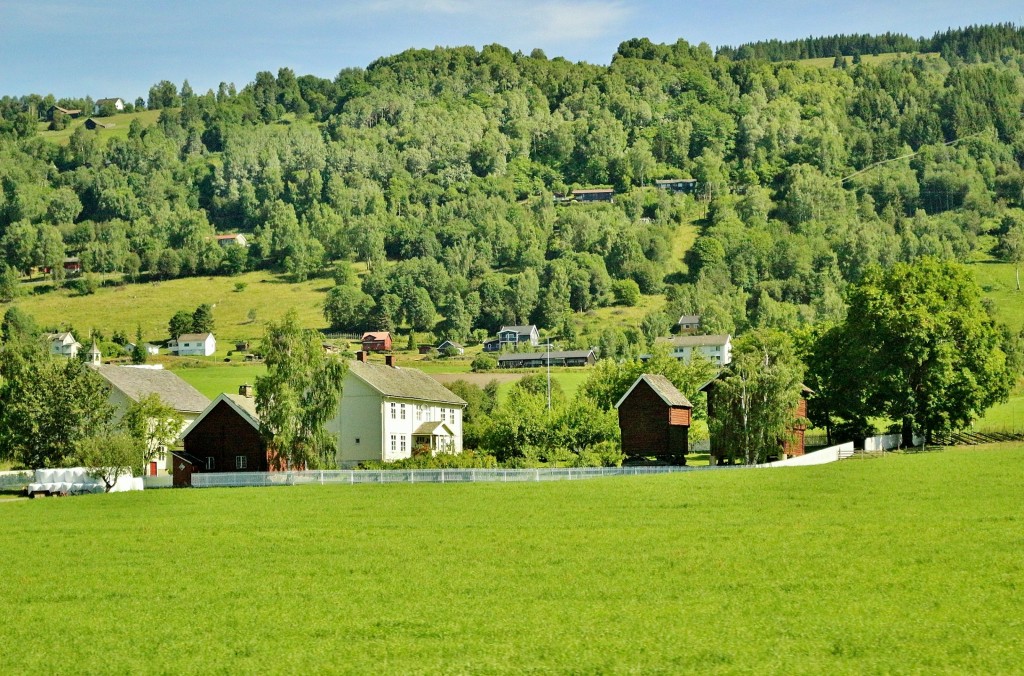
[1,446,1021,672]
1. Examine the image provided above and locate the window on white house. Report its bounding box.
[236,455,247,470]
[441,409,447,422]
[400,436,407,454]
[400,404,406,419]
[390,402,396,419]
[206,457,215,470]
[391,435,397,453]
[416,405,422,422]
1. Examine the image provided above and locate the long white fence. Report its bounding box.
[189,465,746,488]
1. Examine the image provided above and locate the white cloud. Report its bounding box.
[363,0,631,42]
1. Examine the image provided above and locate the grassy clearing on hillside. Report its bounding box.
[798,52,941,68]
[968,259,1024,332]
[2,271,331,346]
[1,446,1021,672]
[36,109,164,145]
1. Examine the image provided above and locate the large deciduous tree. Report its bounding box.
[0,339,115,469]
[707,329,805,465]
[120,393,184,475]
[811,258,1013,446]
[255,310,345,469]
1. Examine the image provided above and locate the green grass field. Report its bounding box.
[36,109,165,145]
[171,363,268,400]
[968,259,1024,332]
[1,445,1020,672]
[2,271,332,347]
[797,52,941,69]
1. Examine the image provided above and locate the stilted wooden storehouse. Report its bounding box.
[614,374,692,461]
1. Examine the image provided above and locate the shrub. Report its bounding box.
[612,279,641,306]
[471,354,496,372]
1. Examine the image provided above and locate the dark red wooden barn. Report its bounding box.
[615,374,692,461]
[179,386,268,484]
[361,331,392,352]
[700,378,811,463]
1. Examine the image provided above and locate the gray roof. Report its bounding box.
[348,361,466,406]
[177,333,213,342]
[413,421,454,436]
[616,374,692,409]
[660,334,730,348]
[224,393,260,423]
[89,365,211,413]
[498,325,537,334]
[640,374,692,407]
[677,315,701,324]
[497,349,594,361]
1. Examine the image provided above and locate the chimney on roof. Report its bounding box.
[385,354,396,368]
[356,350,367,363]
[238,383,253,398]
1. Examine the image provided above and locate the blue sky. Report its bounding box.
[1,0,1021,100]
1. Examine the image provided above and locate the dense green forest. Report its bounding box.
[1,24,1024,357]
[719,22,1024,62]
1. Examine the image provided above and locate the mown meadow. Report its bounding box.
[1,445,1021,672]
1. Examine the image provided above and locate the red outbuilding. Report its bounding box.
[361,331,392,352]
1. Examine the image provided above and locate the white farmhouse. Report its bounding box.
[332,354,467,466]
[47,332,82,358]
[174,332,216,357]
[657,334,733,366]
[88,364,211,475]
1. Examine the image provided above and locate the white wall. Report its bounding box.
[766,442,854,467]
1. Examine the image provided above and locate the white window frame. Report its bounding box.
[390,435,397,453]
[400,436,407,454]
[235,455,247,470]
[205,457,215,470]
[390,402,396,419]
[400,404,406,420]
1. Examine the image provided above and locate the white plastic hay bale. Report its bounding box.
[34,468,54,483]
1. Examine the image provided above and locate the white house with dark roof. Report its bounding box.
[173,332,216,357]
[88,364,211,475]
[655,334,732,366]
[47,332,82,358]
[331,353,467,466]
[484,325,540,352]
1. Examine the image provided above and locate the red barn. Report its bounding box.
[701,378,811,463]
[180,386,269,483]
[615,374,692,461]
[361,331,392,352]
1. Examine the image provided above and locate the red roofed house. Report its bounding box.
[614,374,692,462]
[361,331,392,352]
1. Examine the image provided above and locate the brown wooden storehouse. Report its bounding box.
[615,374,692,460]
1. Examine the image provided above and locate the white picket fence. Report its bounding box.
[189,465,747,488]
[863,433,924,451]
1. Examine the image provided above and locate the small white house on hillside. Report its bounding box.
[331,354,467,466]
[656,334,732,366]
[47,332,82,358]
[88,364,211,475]
[174,333,216,356]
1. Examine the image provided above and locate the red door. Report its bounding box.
[149,462,158,476]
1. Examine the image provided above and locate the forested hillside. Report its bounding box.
[1,25,1024,354]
